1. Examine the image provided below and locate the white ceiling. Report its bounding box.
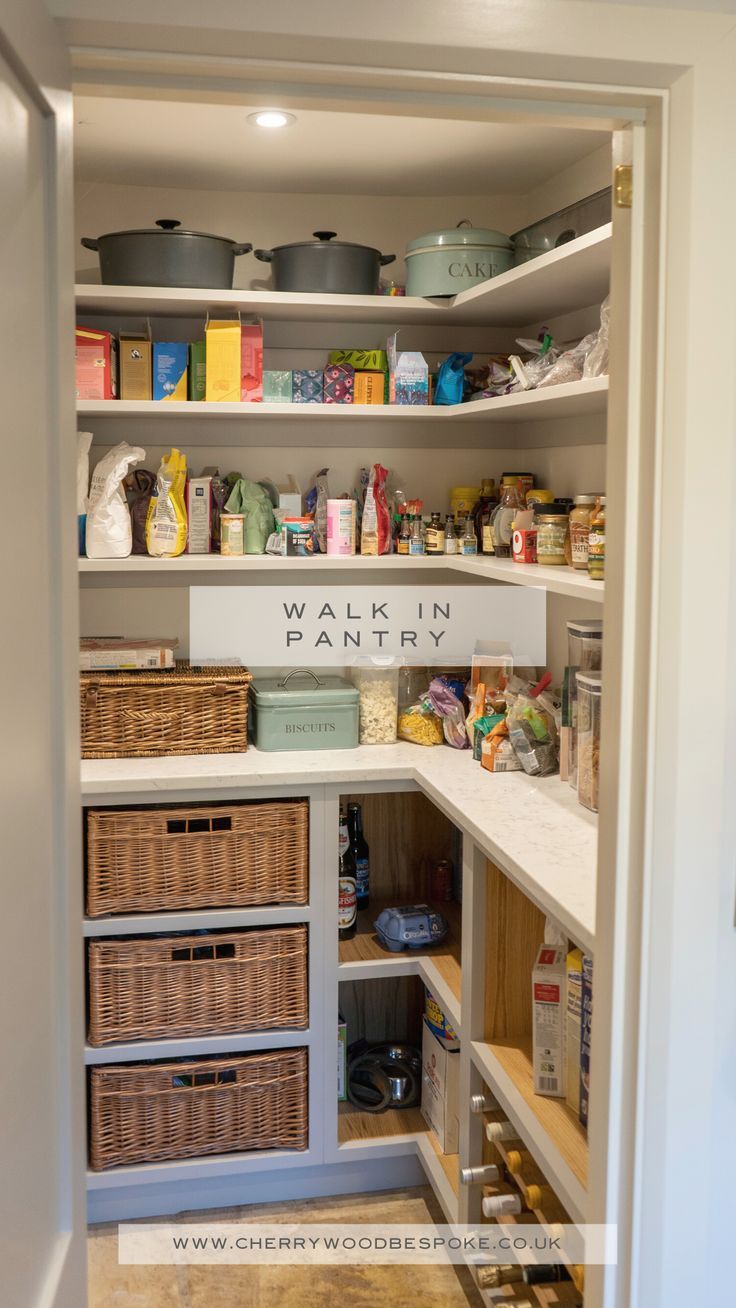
[73,95,609,197]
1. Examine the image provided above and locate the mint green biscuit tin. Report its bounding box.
[251,669,359,751]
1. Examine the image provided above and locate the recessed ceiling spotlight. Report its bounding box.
[249,110,295,129]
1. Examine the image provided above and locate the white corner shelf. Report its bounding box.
[76,376,608,425]
[80,745,596,954]
[77,550,604,603]
[75,224,610,329]
[470,1038,588,1224]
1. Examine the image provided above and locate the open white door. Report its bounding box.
[0,5,86,1307]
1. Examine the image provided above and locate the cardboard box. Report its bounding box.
[281,518,314,555]
[323,363,354,404]
[580,955,593,1129]
[263,370,292,402]
[329,348,387,372]
[388,331,428,405]
[79,637,177,671]
[187,476,212,553]
[532,944,567,1098]
[424,991,460,1049]
[274,474,302,518]
[241,320,263,402]
[119,333,151,401]
[420,1018,459,1153]
[565,948,584,1117]
[337,1014,347,1101]
[205,319,241,402]
[353,371,385,405]
[188,341,206,401]
[75,328,118,400]
[292,369,323,404]
[153,342,187,401]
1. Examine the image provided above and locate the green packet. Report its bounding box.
[329,348,388,372]
[473,713,505,760]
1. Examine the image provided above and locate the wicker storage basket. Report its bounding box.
[85,799,309,917]
[80,662,252,759]
[89,1047,308,1169]
[87,926,308,1046]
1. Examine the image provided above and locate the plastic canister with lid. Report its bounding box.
[502,471,534,500]
[567,620,603,790]
[326,499,356,555]
[526,488,554,508]
[576,670,602,812]
[534,502,569,565]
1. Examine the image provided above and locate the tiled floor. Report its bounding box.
[88,1186,482,1307]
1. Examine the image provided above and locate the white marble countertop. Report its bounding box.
[81,743,596,951]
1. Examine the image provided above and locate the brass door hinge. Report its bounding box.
[614,164,633,208]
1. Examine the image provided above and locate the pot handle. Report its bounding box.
[231,243,253,257]
[253,249,273,263]
[80,237,99,251]
[379,253,396,267]
[313,231,337,242]
[156,219,182,230]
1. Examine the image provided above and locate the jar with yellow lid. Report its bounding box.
[587,496,606,580]
[526,489,554,508]
[449,486,480,518]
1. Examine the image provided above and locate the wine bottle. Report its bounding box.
[505,1149,547,1186]
[338,807,357,941]
[484,1115,520,1144]
[347,801,370,909]
[481,1190,524,1218]
[476,1264,524,1289]
[523,1264,572,1285]
[460,1164,502,1186]
[470,1091,498,1114]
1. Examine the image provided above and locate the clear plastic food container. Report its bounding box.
[352,657,399,744]
[567,619,603,791]
[576,671,602,813]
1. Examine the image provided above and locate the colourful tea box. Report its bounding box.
[323,363,354,404]
[75,328,118,399]
[329,348,387,372]
[186,476,212,553]
[119,333,151,400]
[292,369,323,404]
[241,320,263,402]
[153,342,188,401]
[263,370,293,402]
[353,371,385,405]
[188,341,206,401]
[205,319,240,402]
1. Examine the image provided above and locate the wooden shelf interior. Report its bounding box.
[484,860,589,1191]
[338,1101,459,1196]
[338,973,425,1047]
[339,791,461,1000]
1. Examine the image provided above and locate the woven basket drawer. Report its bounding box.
[87,926,309,1046]
[80,663,251,759]
[89,1047,308,1169]
[85,799,309,917]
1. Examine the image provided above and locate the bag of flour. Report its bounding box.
[86,442,144,559]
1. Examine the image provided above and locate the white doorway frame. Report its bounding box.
[57,11,736,1305]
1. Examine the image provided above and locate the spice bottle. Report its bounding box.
[444,512,457,555]
[569,494,598,570]
[587,496,606,580]
[397,505,411,555]
[490,477,525,557]
[409,513,425,556]
[430,857,453,901]
[460,514,478,555]
[425,512,445,554]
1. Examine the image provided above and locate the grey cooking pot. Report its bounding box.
[81,219,253,289]
[254,231,395,295]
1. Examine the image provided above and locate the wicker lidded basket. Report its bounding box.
[79,662,252,758]
[89,1046,308,1169]
[87,925,308,1046]
[85,799,309,916]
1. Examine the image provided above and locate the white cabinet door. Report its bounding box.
[0,5,85,1307]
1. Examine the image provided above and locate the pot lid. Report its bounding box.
[406,220,512,253]
[268,231,382,255]
[96,219,241,244]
